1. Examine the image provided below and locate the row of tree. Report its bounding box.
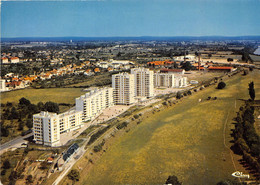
[232,103,260,173]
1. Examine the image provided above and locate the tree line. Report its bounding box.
[232,103,260,175]
[1,97,59,138]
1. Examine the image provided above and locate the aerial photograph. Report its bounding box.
[0,0,260,185]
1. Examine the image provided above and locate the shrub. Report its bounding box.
[165,175,181,185]
[116,122,128,130]
[1,170,6,176]
[67,169,80,181]
[3,159,11,169]
[176,92,182,99]
[26,175,33,183]
[93,140,105,152]
[133,114,139,119]
[217,82,226,89]
[87,126,110,145]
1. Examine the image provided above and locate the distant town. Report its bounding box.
[1,37,260,185]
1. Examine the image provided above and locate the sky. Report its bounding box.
[1,0,260,38]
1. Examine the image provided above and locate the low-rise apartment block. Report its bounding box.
[175,76,188,87]
[75,87,114,122]
[33,110,83,146]
[154,72,175,88]
[154,72,187,88]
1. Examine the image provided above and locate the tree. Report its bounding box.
[176,92,182,99]
[44,101,59,113]
[227,58,233,62]
[3,159,11,169]
[217,82,226,89]
[37,102,44,110]
[248,82,255,101]
[165,175,182,185]
[182,61,192,71]
[18,120,25,131]
[26,119,33,129]
[9,107,19,119]
[1,126,9,137]
[26,175,33,183]
[19,97,31,107]
[67,169,80,181]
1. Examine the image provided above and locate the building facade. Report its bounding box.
[174,76,188,88]
[33,110,83,146]
[112,73,135,105]
[75,87,114,122]
[10,57,19,63]
[131,68,154,98]
[33,112,60,146]
[0,79,7,92]
[154,73,175,88]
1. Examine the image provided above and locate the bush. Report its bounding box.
[67,169,80,181]
[93,140,105,152]
[26,175,33,183]
[165,175,181,185]
[116,122,128,130]
[3,159,11,169]
[26,119,33,129]
[87,126,110,145]
[176,92,182,99]
[1,170,6,176]
[217,82,226,89]
[133,114,139,119]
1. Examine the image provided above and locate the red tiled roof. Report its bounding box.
[160,68,184,73]
[147,61,174,66]
[208,66,232,70]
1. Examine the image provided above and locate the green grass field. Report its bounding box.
[1,88,84,105]
[81,71,260,185]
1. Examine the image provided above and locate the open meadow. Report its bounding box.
[1,88,84,105]
[79,70,259,185]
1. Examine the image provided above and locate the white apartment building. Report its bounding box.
[0,79,7,92]
[59,110,83,134]
[175,76,188,88]
[112,73,135,105]
[154,72,188,88]
[131,68,154,98]
[154,73,175,88]
[33,110,83,146]
[75,87,114,122]
[33,112,60,147]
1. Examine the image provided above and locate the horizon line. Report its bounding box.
[2,35,260,39]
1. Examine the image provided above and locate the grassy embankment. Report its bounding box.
[70,70,259,185]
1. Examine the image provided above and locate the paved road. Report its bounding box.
[52,129,97,185]
[0,133,33,155]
